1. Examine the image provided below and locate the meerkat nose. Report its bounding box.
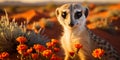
[69,23,74,27]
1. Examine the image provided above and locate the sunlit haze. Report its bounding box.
[0,0,120,3]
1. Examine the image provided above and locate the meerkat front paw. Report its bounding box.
[64,54,81,60]
[64,55,70,60]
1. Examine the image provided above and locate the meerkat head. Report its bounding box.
[55,3,88,30]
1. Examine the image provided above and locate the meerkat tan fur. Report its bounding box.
[55,3,120,60]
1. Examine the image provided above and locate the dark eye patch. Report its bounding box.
[74,11,82,19]
[61,11,67,19]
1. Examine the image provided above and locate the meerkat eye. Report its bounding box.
[74,11,82,19]
[61,11,67,19]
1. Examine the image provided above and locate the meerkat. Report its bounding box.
[55,3,120,60]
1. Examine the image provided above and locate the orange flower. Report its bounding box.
[18,50,23,55]
[17,44,28,54]
[16,36,27,44]
[27,47,33,54]
[92,48,105,59]
[46,42,53,48]
[32,53,38,59]
[43,49,52,58]
[54,47,60,52]
[50,54,62,60]
[33,44,46,52]
[74,44,83,50]
[69,51,75,57]
[51,39,59,44]
[1,52,9,58]
[17,44,28,51]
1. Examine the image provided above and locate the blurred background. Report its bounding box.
[0,0,120,4]
[0,0,120,59]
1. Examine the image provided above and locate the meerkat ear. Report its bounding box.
[84,8,89,17]
[55,8,59,16]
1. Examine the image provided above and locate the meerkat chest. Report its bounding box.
[69,35,83,44]
[62,32,83,43]
[61,34,82,51]
[61,30,91,51]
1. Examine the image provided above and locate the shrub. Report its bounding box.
[93,7,107,13]
[108,10,120,17]
[0,10,49,52]
[89,16,102,23]
[95,17,117,34]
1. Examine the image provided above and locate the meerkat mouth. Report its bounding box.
[66,25,79,30]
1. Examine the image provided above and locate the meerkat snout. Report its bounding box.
[69,21,74,27]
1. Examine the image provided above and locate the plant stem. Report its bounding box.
[21,54,23,60]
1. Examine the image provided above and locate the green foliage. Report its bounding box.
[108,10,120,17]
[95,18,110,29]
[26,28,50,46]
[93,7,107,13]
[0,11,49,52]
[45,20,54,28]
[40,18,54,28]
[89,16,102,23]
[95,18,117,34]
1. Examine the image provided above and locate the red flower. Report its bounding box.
[23,52,29,56]
[74,44,83,50]
[51,39,59,44]
[92,48,105,59]
[17,44,28,54]
[69,51,75,57]
[43,49,52,58]
[32,53,38,59]
[27,47,33,54]
[54,47,60,52]
[1,52,9,58]
[16,36,27,44]
[50,54,62,60]
[33,44,46,52]
[0,54,2,59]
